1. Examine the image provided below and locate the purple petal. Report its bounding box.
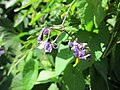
[79,53,91,60]
[68,38,91,61]
[78,43,82,49]
[75,38,78,42]
[71,46,76,51]
[79,56,86,60]
[71,46,79,52]
[42,27,50,35]
[68,41,73,47]
[37,34,43,43]
[81,50,86,56]
[74,51,79,57]
[0,49,5,56]
[44,42,52,52]
[72,38,78,45]
[37,41,46,49]
[73,41,78,46]
[78,50,86,59]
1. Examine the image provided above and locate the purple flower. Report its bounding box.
[86,54,91,61]
[37,41,47,49]
[37,40,53,53]
[37,27,58,53]
[68,38,91,60]
[0,49,5,56]
[42,27,50,35]
[71,46,79,52]
[37,27,50,43]
[37,34,43,43]
[37,39,58,53]
[74,51,79,57]
[73,38,79,46]
[44,42,53,52]
[37,40,57,53]
[78,50,86,59]
[68,41,73,47]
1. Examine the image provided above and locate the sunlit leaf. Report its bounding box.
[48,83,59,90]
[36,70,57,84]
[55,44,74,75]
[22,59,39,90]
[11,73,24,90]
[76,0,106,28]
[14,13,25,27]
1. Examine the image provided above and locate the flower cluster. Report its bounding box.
[0,49,5,56]
[37,27,58,53]
[68,38,90,60]
[37,28,91,61]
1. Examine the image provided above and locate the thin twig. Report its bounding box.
[50,28,75,39]
[53,32,61,42]
[61,29,74,39]
[61,0,75,28]
[50,1,75,39]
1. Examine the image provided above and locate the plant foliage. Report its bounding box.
[0,0,120,90]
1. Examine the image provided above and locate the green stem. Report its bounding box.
[61,0,76,28]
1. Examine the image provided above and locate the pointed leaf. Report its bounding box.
[63,64,85,90]
[55,44,74,75]
[22,59,38,90]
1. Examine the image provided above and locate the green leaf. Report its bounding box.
[101,0,108,8]
[45,54,55,68]
[71,2,76,14]
[85,21,93,32]
[0,17,14,31]
[4,33,22,54]
[11,73,24,90]
[48,83,59,90]
[29,0,55,25]
[50,30,60,38]
[29,12,44,25]
[22,59,39,90]
[77,21,109,61]
[75,60,93,72]
[62,64,85,90]
[57,32,68,45]
[64,26,78,32]
[102,12,120,58]
[17,32,29,38]
[34,49,54,69]
[34,48,45,60]
[66,0,73,4]
[94,60,109,89]
[17,0,39,10]
[76,0,106,28]
[94,4,105,27]
[107,16,116,27]
[5,0,17,9]
[14,13,25,27]
[112,44,120,81]
[90,65,108,90]
[25,50,33,61]
[17,59,25,72]
[55,44,74,75]
[36,70,57,84]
